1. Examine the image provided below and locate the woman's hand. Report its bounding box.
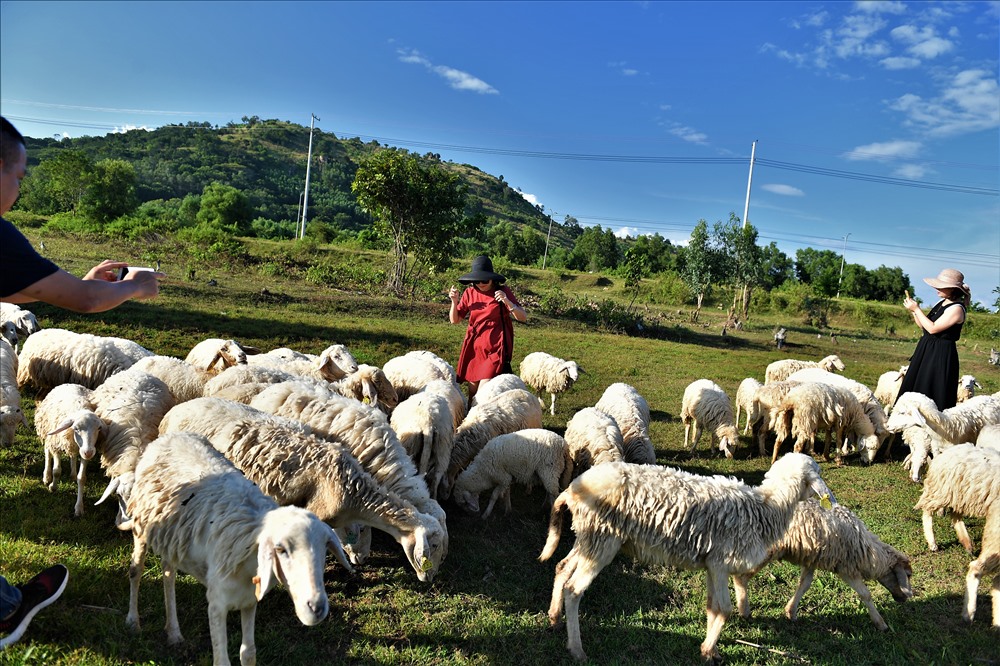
[903,290,919,313]
[449,286,460,303]
[494,290,509,306]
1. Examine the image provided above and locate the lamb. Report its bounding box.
[874,366,908,413]
[594,383,656,465]
[390,389,454,500]
[962,499,1000,627]
[913,444,1000,553]
[34,383,105,516]
[680,379,739,459]
[519,351,582,416]
[0,320,17,351]
[957,374,982,404]
[733,500,912,631]
[0,302,41,342]
[452,429,573,519]
[469,373,530,407]
[203,363,303,397]
[734,377,763,435]
[443,388,544,496]
[17,328,154,391]
[421,378,467,430]
[131,355,212,403]
[765,354,845,385]
[0,338,28,446]
[539,452,836,662]
[382,350,457,403]
[563,407,624,476]
[159,397,445,581]
[125,432,351,666]
[183,338,259,375]
[748,380,800,457]
[775,382,879,464]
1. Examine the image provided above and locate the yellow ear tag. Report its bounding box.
[362,397,371,404]
[820,494,833,510]
[252,575,262,598]
[420,557,434,572]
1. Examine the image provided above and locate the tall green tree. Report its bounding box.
[714,213,763,321]
[681,220,716,321]
[197,182,252,235]
[81,158,138,222]
[18,150,94,214]
[352,149,468,295]
[568,225,621,272]
[760,242,793,290]
[795,248,842,297]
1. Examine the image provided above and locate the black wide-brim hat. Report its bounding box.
[458,255,507,285]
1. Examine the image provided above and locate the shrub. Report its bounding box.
[5,210,47,228]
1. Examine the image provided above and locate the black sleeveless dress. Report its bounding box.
[896,300,964,410]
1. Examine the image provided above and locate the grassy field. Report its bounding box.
[1,232,998,665]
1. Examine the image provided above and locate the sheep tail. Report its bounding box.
[539,491,569,562]
[559,450,574,491]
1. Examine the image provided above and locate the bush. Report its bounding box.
[5,210,48,228]
[42,212,104,235]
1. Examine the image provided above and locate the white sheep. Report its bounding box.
[203,363,303,397]
[735,377,763,435]
[775,382,879,464]
[452,429,572,519]
[159,397,444,581]
[35,383,105,516]
[680,379,739,459]
[443,388,544,497]
[519,351,582,416]
[539,453,836,662]
[390,389,454,500]
[0,302,41,342]
[962,500,1000,627]
[0,320,17,351]
[333,364,398,414]
[125,432,351,666]
[184,338,259,375]
[733,500,912,631]
[382,350,457,403]
[0,338,28,446]
[563,407,624,476]
[130,355,212,403]
[957,374,982,404]
[976,423,1000,451]
[874,366,908,413]
[765,354,845,385]
[469,373,530,408]
[421,378,467,430]
[17,328,154,391]
[247,345,358,383]
[913,444,1000,554]
[594,383,656,465]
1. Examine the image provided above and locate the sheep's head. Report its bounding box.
[562,361,581,383]
[318,344,358,379]
[876,550,913,603]
[885,395,929,433]
[400,521,446,583]
[716,424,738,459]
[820,354,846,372]
[452,487,480,515]
[0,405,29,446]
[856,434,882,464]
[0,321,18,350]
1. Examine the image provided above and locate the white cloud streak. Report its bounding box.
[890,69,1000,137]
[761,184,805,196]
[842,139,922,161]
[397,48,499,95]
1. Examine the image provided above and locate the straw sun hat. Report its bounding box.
[923,268,970,294]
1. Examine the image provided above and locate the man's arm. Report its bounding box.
[3,265,163,313]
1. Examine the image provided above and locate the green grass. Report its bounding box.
[1,232,998,665]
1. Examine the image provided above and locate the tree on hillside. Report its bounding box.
[868,265,912,302]
[197,183,252,235]
[681,220,717,322]
[569,225,621,272]
[627,232,675,274]
[81,158,138,222]
[352,149,468,295]
[760,242,793,290]
[18,150,94,214]
[714,213,763,322]
[795,247,841,297]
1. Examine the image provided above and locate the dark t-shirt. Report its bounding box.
[1,217,59,298]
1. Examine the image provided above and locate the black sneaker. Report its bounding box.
[0,565,69,649]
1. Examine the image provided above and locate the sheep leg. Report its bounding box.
[547,546,579,626]
[732,573,752,618]
[207,596,233,666]
[162,560,183,645]
[549,393,556,416]
[417,431,433,477]
[47,453,62,492]
[74,458,88,517]
[482,484,507,519]
[701,567,731,662]
[687,423,703,454]
[562,539,621,662]
[990,573,1000,628]
[785,568,814,620]
[42,448,54,489]
[841,574,887,630]
[239,603,258,666]
[952,515,974,554]
[68,455,78,484]
[126,533,149,631]
[962,557,983,623]
[922,511,938,551]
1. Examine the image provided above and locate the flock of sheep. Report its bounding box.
[1,300,999,663]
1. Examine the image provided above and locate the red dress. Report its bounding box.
[455,285,520,383]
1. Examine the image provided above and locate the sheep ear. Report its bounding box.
[20,410,30,428]
[240,345,262,356]
[255,536,277,601]
[95,477,121,506]
[325,524,353,573]
[208,351,224,371]
[46,417,75,437]
[413,528,433,574]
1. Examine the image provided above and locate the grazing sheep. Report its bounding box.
[775,382,879,464]
[563,407,624,477]
[962,500,1000,627]
[733,500,912,631]
[735,377,763,435]
[765,354,845,385]
[184,338,259,375]
[470,373,531,408]
[382,350,457,403]
[748,380,800,457]
[957,374,982,404]
[248,344,359,380]
[334,364,398,414]
[421,378,467,430]
[913,444,1000,554]
[1,338,29,446]
[130,355,212,403]
[680,379,739,459]
[125,432,351,666]
[452,429,572,519]
[539,453,836,662]
[159,397,445,581]
[443,388,544,496]
[17,328,154,391]
[874,366,908,413]
[0,302,41,342]
[35,383,105,516]
[390,389,454,500]
[203,363,305,398]
[519,351,582,416]
[594,383,656,465]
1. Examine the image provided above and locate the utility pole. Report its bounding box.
[837,233,851,298]
[542,212,556,270]
[742,140,757,228]
[300,113,319,239]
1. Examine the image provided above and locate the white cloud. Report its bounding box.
[113,124,151,133]
[615,226,638,238]
[761,184,805,196]
[622,68,638,76]
[854,1,907,15]
[880,56,921,69]
[893,164,929,179]
[397,48,499,95]
[668,123,708,144]
[659,103,672,111]
[830,15,891,59]
[890,24,954,59]
[890,69,1000,137]
[842,140,922,161]
[518,191,540,206]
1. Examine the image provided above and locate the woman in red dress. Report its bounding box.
[449,256,527,400]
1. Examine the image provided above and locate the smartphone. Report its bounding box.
[116,266,153,280]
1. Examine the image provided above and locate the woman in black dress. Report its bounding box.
[897,268,970,410]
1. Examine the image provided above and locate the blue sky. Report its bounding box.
[2,1,998,305]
